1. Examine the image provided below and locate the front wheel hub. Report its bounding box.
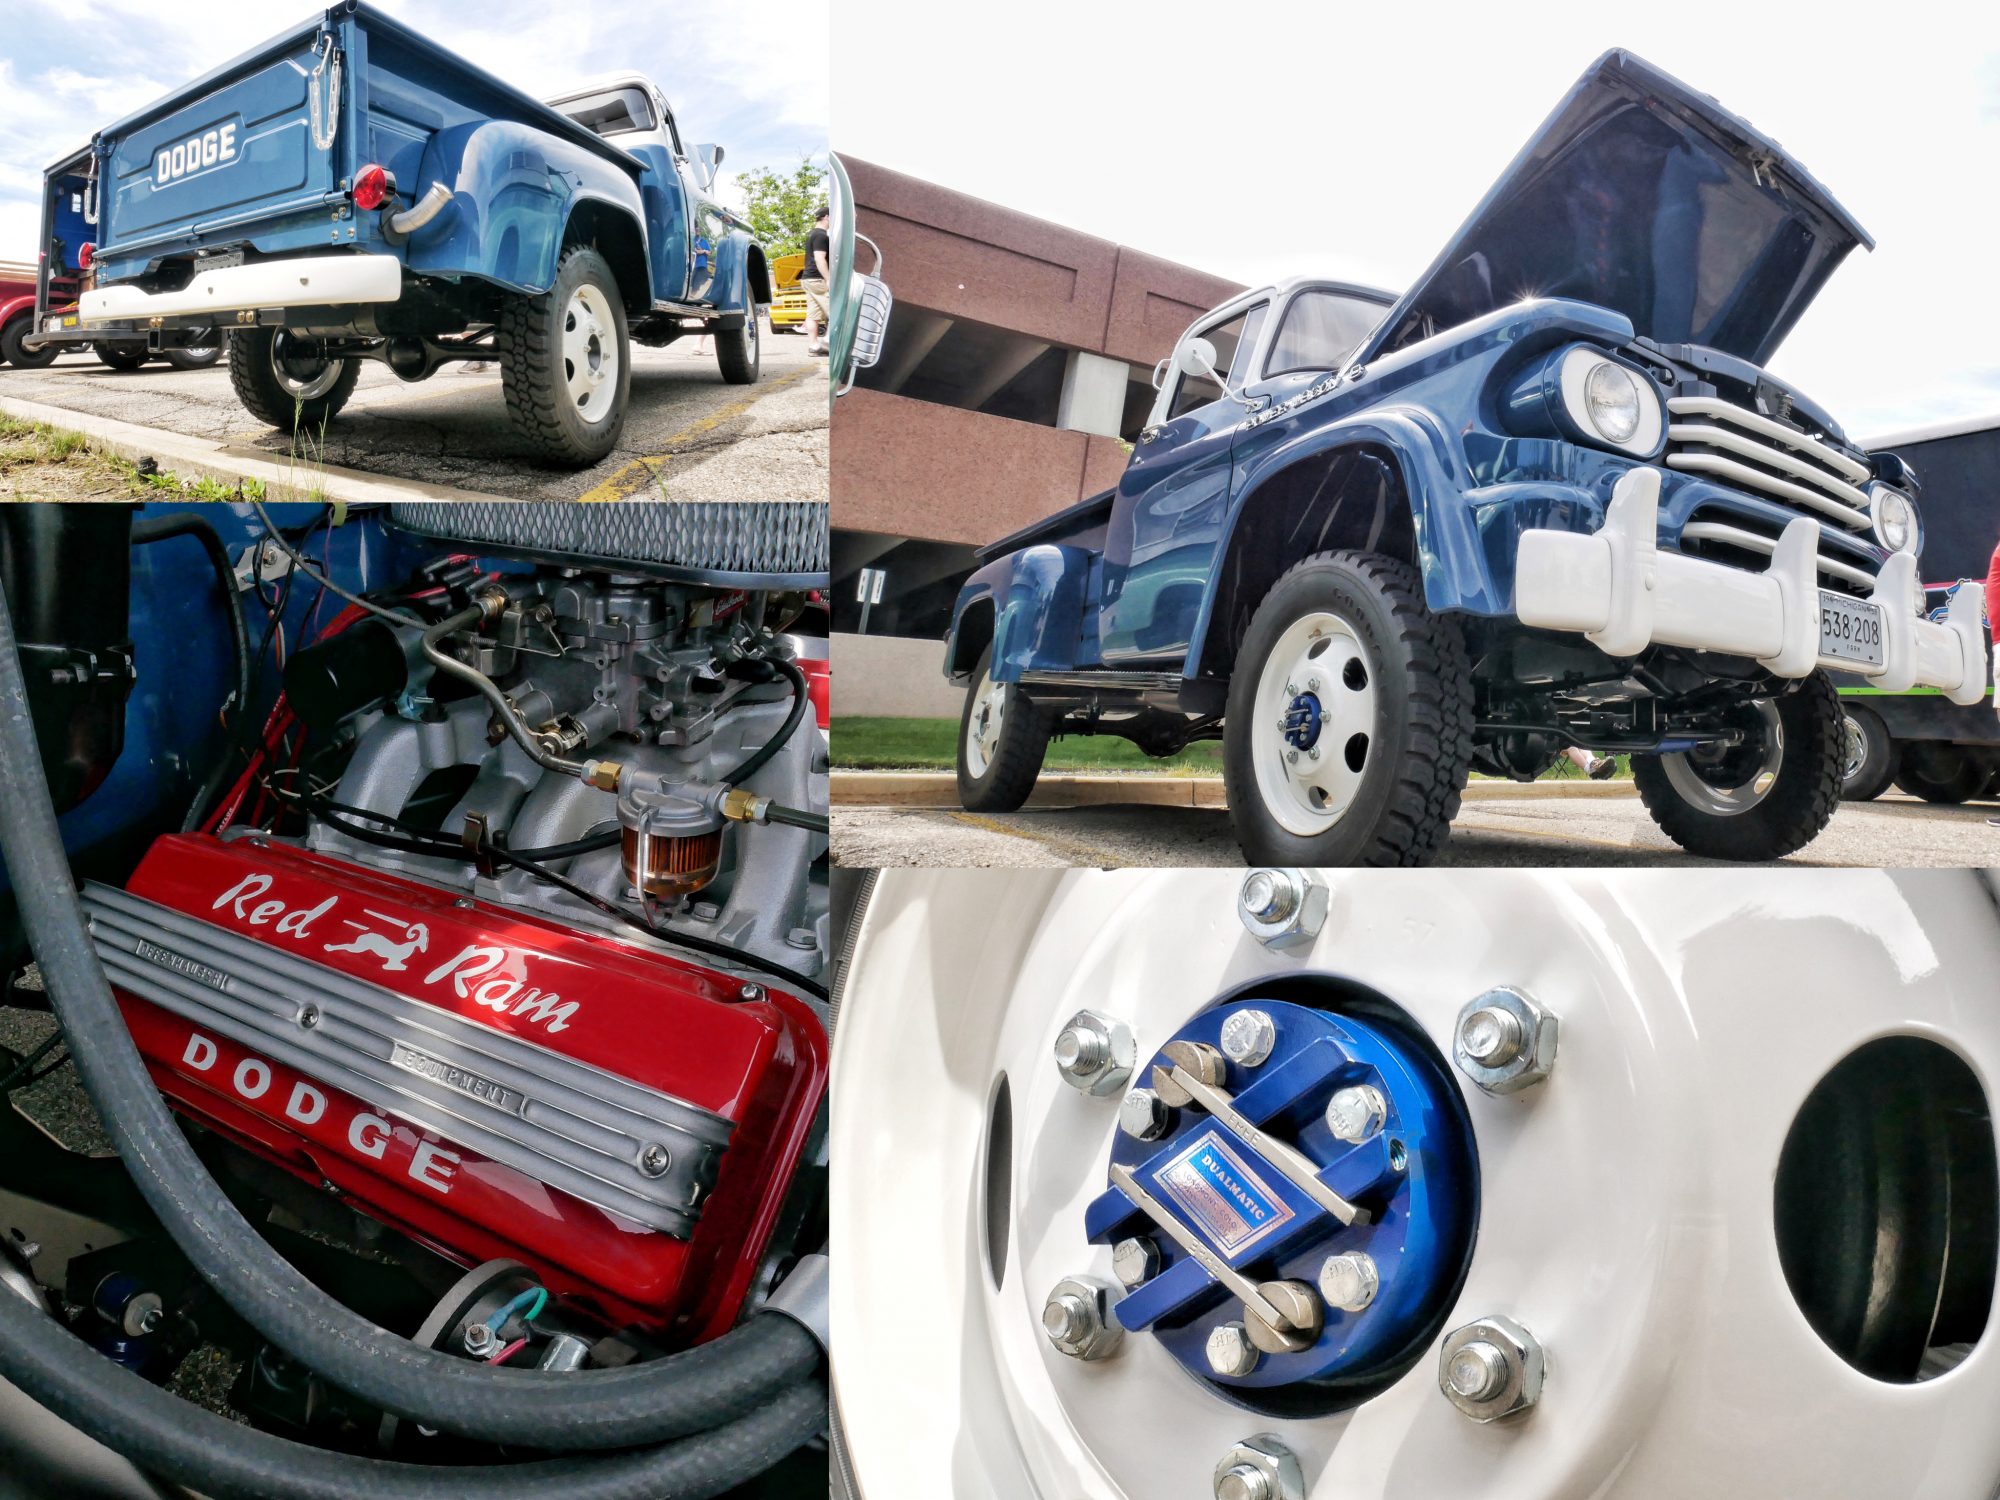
[1280,692,1322,751]
[1086,997,1477,1415]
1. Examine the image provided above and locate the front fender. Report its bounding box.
[708,233,769,327]
[947,547,1092,683]
[1183,407,1485,681]
[0,293,35,328]
[399,120,647,296]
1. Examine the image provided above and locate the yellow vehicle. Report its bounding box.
[769,251,808,334]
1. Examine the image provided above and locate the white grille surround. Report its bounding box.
[1665,396,1875,533]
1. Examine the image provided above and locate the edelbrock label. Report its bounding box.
[1152,1128,1295,1255]
[135,938,231,993]
[388,1042,524,1115]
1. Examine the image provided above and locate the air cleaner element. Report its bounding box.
[1084,997,1478,1413]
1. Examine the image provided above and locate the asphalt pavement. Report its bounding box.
[831,785,2000,869]
[0,333,828,501]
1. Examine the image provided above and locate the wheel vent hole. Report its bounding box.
[984,1073,1012,1292]
[1343,658,1368,691]
[1344,733,1368,773]
[1775,1037,1997,1383]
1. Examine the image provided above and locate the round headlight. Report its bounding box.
[1868,483,1917,555]
[1583,360,1642,444]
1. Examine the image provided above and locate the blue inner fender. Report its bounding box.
[1085,997,1478,1414]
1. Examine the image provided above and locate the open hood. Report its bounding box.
[1361,51,1872,368]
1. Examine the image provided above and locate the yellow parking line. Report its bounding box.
[574,364,817,503]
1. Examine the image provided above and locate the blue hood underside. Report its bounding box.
[1365,50,1873,368]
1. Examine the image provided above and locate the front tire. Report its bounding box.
[94,341,149,372]
[956,647,1050,813]
[1223,551,1473,867]
[2,317,56,370]
[716,306,761,385]
[1838,704,1899,802]
[227,328,360,431]
[1633,673,1841,860]
[499,244,630,466]
[1892,742,1996,804]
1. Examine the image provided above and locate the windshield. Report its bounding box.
[1265,289,1387,377]
[559,87,657,137]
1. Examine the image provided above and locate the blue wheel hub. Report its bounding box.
[1085,997,1477,1414]
[1281,693,1322,750]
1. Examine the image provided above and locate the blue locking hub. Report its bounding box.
[1085,997,1477,1414]
[1280,692,1322,751]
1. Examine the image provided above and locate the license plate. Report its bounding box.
[1819,589,1884,667]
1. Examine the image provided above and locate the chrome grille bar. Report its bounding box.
[1666,452,1871,530]
[1680,521,1877,590]
[1667,396,1870,481]
[1665,396,1874,532]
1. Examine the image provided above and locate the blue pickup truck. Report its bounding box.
[28,2,772,465]
[944,50,1992,865]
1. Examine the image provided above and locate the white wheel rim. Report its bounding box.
[965,670,1007,778]
[1249,610,1379,837]
[1662,699,1784,816]
[562,284,620,424]
[271,332,341,400]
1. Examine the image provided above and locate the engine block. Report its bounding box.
[84,832,826,1340]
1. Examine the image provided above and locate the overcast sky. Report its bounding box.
[835,1,2000,440]
[0,0,826,260]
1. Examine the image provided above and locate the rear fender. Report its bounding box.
[399,120,648,299]
[950,546,1092,684]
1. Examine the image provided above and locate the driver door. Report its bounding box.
[1098,300,1269,664]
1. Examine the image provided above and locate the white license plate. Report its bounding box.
[1819,590,1885,667]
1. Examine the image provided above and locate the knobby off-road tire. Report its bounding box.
[716,302,762,385]
[1633,671,1842,861]
[1223,550,1473,867]
[227,328,360,431]
[499,244,631,466]
[1838,703,1899,802]
[1892,741,1997,804]
[956,646,1051,813]
[2,317,56,369]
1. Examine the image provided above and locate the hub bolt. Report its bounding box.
[1212,1435,1303,1500]
[1040,1277,1123,1361]
[1237,869,1330,949]
[1205,1321,1262,1378]
[1438,1315,1544,1421]
[1219,1009,1277,1067]
[1444,1340,1509,1402]
[1240,870,1298,925]
[1317,1251,1379,1312]
[1054,1011,1136,1097]
[1111,1237,1160,1289]
[1452,988,1559,1095]
[1118,1086,1172,1141]
[1458,1004,1523,1066]
[1325,1083,1387,1143]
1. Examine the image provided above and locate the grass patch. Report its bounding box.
[832,715,1632,781]
[0,412,272,500]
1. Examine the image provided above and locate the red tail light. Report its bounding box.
[351,165,394,212]
[78,242,96,269]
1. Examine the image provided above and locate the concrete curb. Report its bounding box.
[0,394,518,503]
[832,770,1638,809]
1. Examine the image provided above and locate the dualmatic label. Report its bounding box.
[1152,1128,1294,1255]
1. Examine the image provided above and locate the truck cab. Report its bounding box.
[944,50,1991,866]
[26,4,773,466]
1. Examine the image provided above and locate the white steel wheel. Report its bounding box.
[965,669,1007,779]
[562,283,620,425]
[1249,611,1378,837]
[829,867,2000,1500]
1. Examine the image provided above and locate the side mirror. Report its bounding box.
[692,143,725,192]
[1176,336,1222,386]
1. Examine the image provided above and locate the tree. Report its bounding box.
[735,157,826,258]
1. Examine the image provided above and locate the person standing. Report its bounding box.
[802,204,832,357]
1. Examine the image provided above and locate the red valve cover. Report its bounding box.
[101,833,826,1342]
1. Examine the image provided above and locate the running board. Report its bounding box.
[1018,670,1185,693]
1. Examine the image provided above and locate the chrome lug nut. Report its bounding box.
[1205,1321,1262,1378]
[1219,1008,1277,1067]
[1111,1237,1160,1289]
[1041,1277,1123,1361]
[1453,988,1559,1095]
[1317,1250,1379,1312]
[1237,869,1329,949]
[1213,1435,1303,1500]
[1438,1315,1544,1422]
[1118,1086,1172,1141]
[1325,1083,1387,1143]
[1053,1010,1136,1097]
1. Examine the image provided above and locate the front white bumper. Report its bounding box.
[1515,466,1991,705]
[79,253,403,325]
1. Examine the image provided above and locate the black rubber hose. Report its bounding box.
[722,654,811,787]
[0,1287,826,1500]
[0,583,825,1450]
[762,802,830,835]
[129,513,251,834]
